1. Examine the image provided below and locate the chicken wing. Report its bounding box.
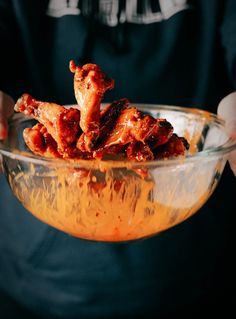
[95,107,174,152]
[77,98,129,154]
[23,122,91,160]
[154,133,189,159]
[69,60,114,150]
[23,123,61,158]
[14,93,81,154]
[126,142,154,162]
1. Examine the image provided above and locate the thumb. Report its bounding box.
[217,92,236,175]
[0,116,8,140]
[0,91,15,140]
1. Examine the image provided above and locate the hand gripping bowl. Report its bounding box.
[0,104,235,242]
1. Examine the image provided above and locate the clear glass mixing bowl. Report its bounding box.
[0,104,235,242]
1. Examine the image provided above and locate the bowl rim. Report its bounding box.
[1,103,236,169]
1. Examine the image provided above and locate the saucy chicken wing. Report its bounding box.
[70,60,114,150]
[23,123,92,160]
[93,106,173,158]
[126,142,154,162]
[23,123,61,158]
[77,98,129,155]
[154,133,189,159]
[14,93,81,154]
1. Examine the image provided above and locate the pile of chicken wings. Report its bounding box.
[14,61,189,162]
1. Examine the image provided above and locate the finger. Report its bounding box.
[0,91,15,140]
[217,92,236,175]
[228,152,236,175]
[0,116,8,140]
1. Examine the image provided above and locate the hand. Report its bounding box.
[217,92,236,176]
[0,90,15,140]
[0,91,15,173]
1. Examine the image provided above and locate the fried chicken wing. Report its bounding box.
[78,98,129,154]
[95,107,173,151]
[15,93,81,153]
[23,123,91,160]
[126,142,154,162]
[154,133,189,159]
[70,61,114,150]
[23,123,61,158]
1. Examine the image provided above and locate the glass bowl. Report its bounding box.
[0,104,235,242]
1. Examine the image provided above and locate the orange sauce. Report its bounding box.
[9,163,214,242]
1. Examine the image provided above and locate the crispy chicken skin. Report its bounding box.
[69,60,114,150]
[15,93,81,153]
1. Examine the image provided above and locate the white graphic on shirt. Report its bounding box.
[47,0,80,17]
[47,0,190,25]
[159,0,189,19]
[98,0,120,27]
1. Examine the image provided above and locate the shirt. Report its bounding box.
[0,1,235,318]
